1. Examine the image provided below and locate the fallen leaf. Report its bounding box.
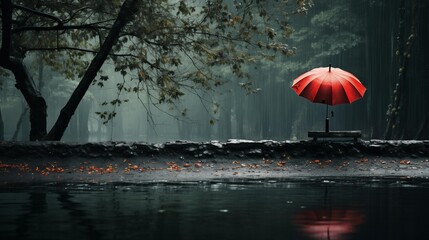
[263,159,273,164]
[400,160,411,165]
[357,158,369,164]
[276,161,286,167]
[166,162,181,171]
[37,162,65,175]
[0,163,30,172]
[249,164,260,169]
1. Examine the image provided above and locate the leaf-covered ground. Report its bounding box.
[1,154,428,184]
[1,140,429,183]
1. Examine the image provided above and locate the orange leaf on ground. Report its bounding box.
[357,158,369,164]
[276,161,286,167]
[249,164,260,169]
[263,159,273,164]
[399,160,411,165]
[166,161,181,171]
[0,163,30,172]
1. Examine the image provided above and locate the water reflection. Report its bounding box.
[56,191,103,240]
[15,192,47,240]
[295,208,364,240]
[294,187,365,240]
[0,179,428,240]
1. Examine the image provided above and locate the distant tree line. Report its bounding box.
[0,0,310,141]
[0,0,428,142]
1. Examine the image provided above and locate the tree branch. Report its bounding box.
[12,23,109,33]
[23,46,138,58]
[13,3,63,27]
[24,46,159,70]
[46,0,141,140]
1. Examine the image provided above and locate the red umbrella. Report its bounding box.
[291,65,366,132]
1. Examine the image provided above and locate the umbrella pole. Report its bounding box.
[325,104,329,133]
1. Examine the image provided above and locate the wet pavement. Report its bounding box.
[1,140,429,184]
[1,150,429,184]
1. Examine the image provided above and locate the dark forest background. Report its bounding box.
[1,0,428,142]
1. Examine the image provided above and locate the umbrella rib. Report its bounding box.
[332,73,350,104]
[295,73,322,95]
[336,74,365,103]
[313,72,330,104]
[335,71,366,96]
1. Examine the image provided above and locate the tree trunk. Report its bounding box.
[219,91,232,140]
[385,0,420,139]
[178,119,191,140]
[11,107,29,141]
[112,107,124,140]
[0,106,4,141]
[415,1,429,139]
[9,58,47,140]
[45,0,140,140]
[97,117,103,141]
[1,0,47,140]
[78,100,91,142]
[68,114,78,142]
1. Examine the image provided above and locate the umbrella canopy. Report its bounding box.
[291,65,366,106]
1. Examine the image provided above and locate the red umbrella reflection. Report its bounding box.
[294,208,364,240]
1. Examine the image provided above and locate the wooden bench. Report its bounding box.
[308,131,362,141]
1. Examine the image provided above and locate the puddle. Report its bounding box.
[0,178,428,240]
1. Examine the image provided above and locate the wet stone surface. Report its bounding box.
[1,140,429,184]
[0,139,429,159]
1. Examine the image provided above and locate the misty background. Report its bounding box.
[1,0,428,143]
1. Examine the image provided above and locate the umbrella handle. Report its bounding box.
[325,118,329,133]
[325,104,329,133]
[325,104,328,119]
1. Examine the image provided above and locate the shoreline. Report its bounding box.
[1,139,429,158]
[1,140,429,184]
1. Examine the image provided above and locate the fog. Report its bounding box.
[1,0,428,142]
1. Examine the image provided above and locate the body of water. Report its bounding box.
[1,178,428,240]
